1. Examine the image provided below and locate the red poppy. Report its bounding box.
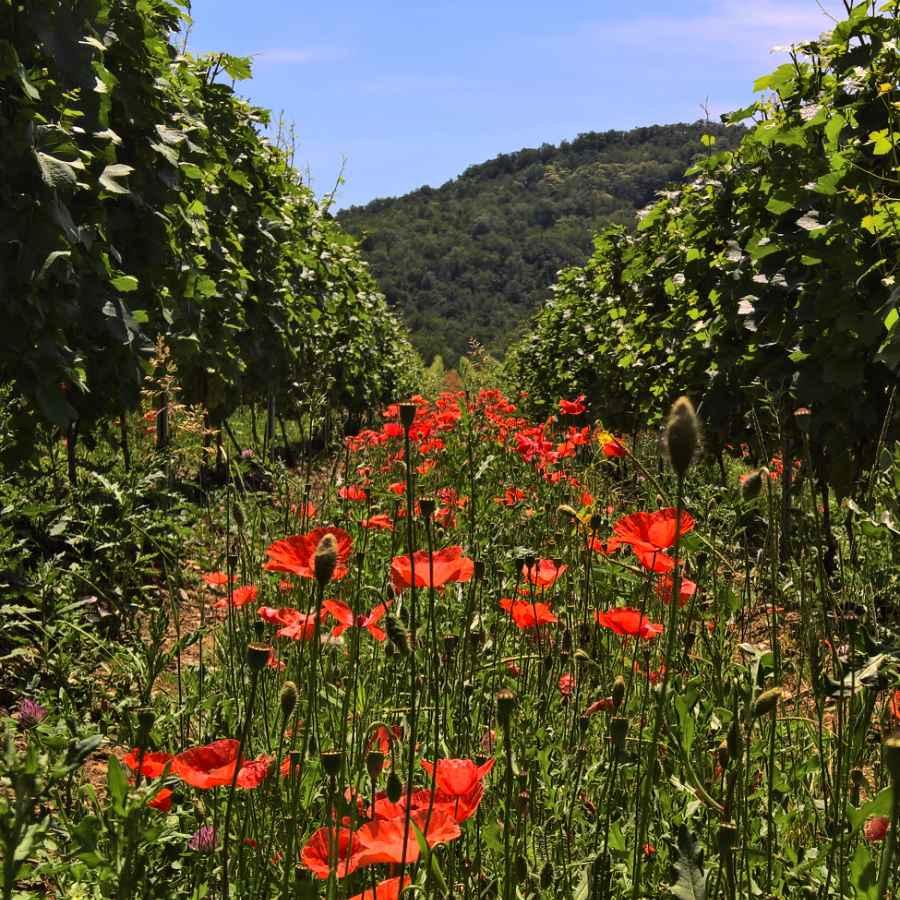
[408,781,485,823]
[522,558,567,589]
[559,395,587,416]
[264,527,353,582]
[496,486,526,507]
[202,571,232,588]
[655,575,697,606]
[388,482,406,495]
[123,749,173,779]
[420,757,495,797]
[291,501,318,519]
[595,607,663,640]
[610,509,695,554]
[584,697,614,716]
[354,809,461,866]
[264,607,319,641]
[390,546,475,592]
[147,786,173,811]
[634,547,677,573]
[499,598,558,630]
[213,584,258,610]
[892,689,900,721]
[559,673,575,697]
[323,599,391,641]
[339,485,368,502]
[361,513,394,531]
[171,739,272,790]
[864,816,890,842]
[348,876,412,900]
[417,459,437,476]
[597,430,627,458]
[300,826,362,879]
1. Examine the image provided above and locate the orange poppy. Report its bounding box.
[122,749,173,779]
[171,739,271,790]
[521,558,567,589]
[323,599,391,641]
[348,876,412,900]
[610,509,694,554]
[499,598,558,630]
[202,571,232,588]
[655,575,697,606]
[419,757,495,797]
[213,584,258,610]
[264,527,353,582]
[361,513,394,531]
[300,826,362,879]
[354,809,460,866]
[390,546,474,592]
[148,787,173,811]
[595,607,663,640]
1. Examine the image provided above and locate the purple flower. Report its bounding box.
[240,448,255,459]
[17,698,47,729]
[188,825,217,853]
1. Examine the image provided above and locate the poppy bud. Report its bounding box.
[884,732,900,785]
[610,716,628,753]
[320,750,342,779]
[313,533,338,586]
[398,403,416,430]
[794,406,811,433]
[246,643,271,672]
[307,733,317,756]
[578,714,590,734]
[741,469,765,501]
[419,497,436,519]
[560,628,573,657]
[366,750,384,779]
[384,614,410,655]
[280,681,298,720]
[496,689,517,730]
[474,559,485,580]
[386,771,403,803]
[665,396,700,478]
[612,676,625,712]
[752,687,782,719]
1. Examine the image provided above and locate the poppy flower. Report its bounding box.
[148,787,173,812]
[354,809,461,866]
[496,486,526,507]
[291,500,317,519]
[420,757,495,797]
[597,430,627,458]
[323,599,391,641]
[499,598,558,630]
[522,558,567,589]
[361,513,394,531]
[559,394,587,415]
[864,816,890,842]
[388,482,405,495]
[339,485,368,502]
[390,546,475,592]
[595,607,663,640]
[300,826,362,879]
[171,739,272,790]
[559,673,575,697]
[273,609,319,641]
[417,459,437,476]
[409,781,485,823]
[264,527,353,582]
[655,575,697,606]
[892,689,900,721]
[634,547,677,573]
[609,508,695,555]
[202,571,232,588]
[213,584,258,610]
[584,697,614,717]
[123,749,174,779]
[348,876,412,900]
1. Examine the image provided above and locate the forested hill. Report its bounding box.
[337,122,742,364]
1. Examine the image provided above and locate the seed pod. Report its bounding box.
[384,614,410,655]
[612,676,625,712]
[589,512,604,531]
[320,750,342,779]
[665,396,700,477]
[280,681,298,720]
[246,642,271,672]
[419,497,436,519]
[496,689,517,730]
[313,533,338,586]
[610,716,628,753]
[561,628,573,657]
[398,403,417,430]
[366,750,385,779]
[386,771,403,803]
[752,687,783,719]
[884,731,900,785]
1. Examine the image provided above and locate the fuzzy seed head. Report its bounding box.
[280,681,298,719]
[313,533,338,586]
[665,396,700,477]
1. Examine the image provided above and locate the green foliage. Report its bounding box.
[510,1,900,491]
[338,123,742,365]
[0,0,419,462]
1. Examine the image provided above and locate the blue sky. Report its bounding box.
[187,0,842,209]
